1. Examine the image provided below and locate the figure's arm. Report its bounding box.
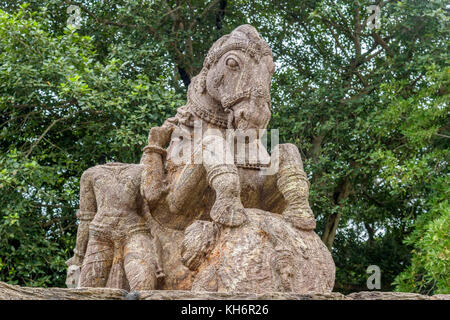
[67,170,96,267]
[140,117,177,207]
[140,117,177,163]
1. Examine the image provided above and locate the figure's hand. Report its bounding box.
[148,124,174,148]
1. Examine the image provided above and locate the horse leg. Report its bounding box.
[202,134,247,227]
[261,143,316,231]
[167,134,246,227]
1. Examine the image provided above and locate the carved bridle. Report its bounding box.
[204,38,272,129]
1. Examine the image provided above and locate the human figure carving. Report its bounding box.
[66,163,164,290]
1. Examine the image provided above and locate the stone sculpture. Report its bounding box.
[65,163,164,291]
[66,24,335,293]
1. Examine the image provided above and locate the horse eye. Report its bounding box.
[226,58,239,68]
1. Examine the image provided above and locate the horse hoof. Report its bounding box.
[283,206,316,231]
[210,197,247,227]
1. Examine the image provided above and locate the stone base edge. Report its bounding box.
[0,281,448,300]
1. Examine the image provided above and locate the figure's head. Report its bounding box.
[191,25,274,131]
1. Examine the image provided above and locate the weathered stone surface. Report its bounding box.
[0,281,126,300]
[2,282,447,300]
[186,209,334,293]
[65,24,335,294]
[430,294,450,300]
[138,290,348,300]
[347,291,450,300]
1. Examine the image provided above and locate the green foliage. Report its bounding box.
[0,1,448,293]
[393,177,450,294]
[0,5,183,286]
[372,63,449,294]
[0,149,73,286]
[253,0,449,292]
[333,227,411,293]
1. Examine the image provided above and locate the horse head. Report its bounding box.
[187,25,274,133]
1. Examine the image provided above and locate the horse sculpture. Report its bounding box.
[66,25,335,293]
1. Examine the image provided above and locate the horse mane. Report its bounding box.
[172,25,273,129]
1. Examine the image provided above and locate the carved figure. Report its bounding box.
[66,163,164,291]
[67,25,335,293]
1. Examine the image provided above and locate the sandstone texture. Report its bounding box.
[65,24,335,294]
[1,282,448,300]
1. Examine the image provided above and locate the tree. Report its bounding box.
[239,0,449,292]
[0,1,448,293]
[0,4,183,286]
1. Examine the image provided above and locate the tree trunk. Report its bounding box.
[321,178,351,250]
[322,212,342,251]
[364,222,374,246]
[215,0,227,30]
[177,66,191,87]
[310,134,324,164]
